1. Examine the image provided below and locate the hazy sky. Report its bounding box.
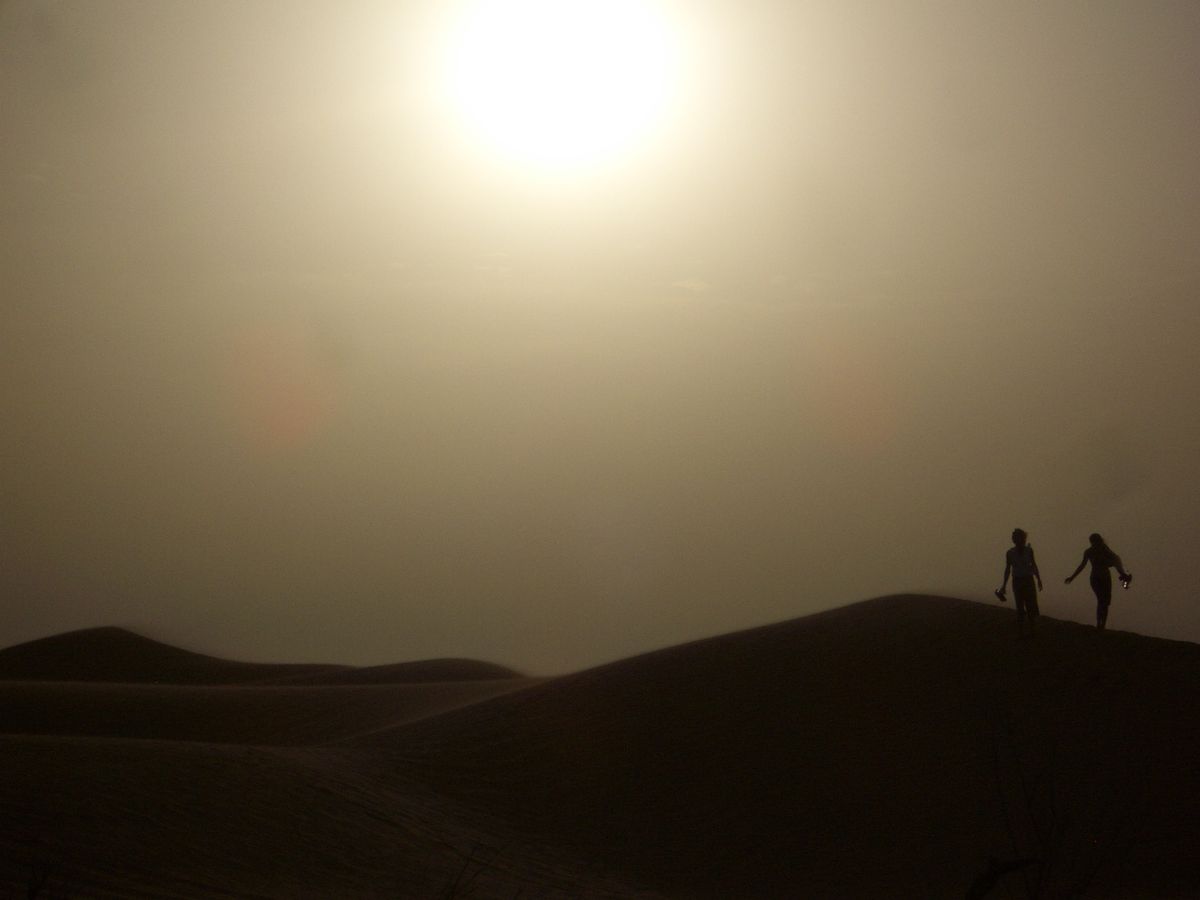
[3,0,1199,673]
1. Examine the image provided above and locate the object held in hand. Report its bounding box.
[1121,573,1133,589]
[994,589,1007,603]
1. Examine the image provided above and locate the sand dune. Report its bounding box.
[272,658,523,685]
[0,627,521,685]
[0,734,649,899]
[3,596,1200,898]
[0,626,345,685]
[0,680,540,745]
[348,595,1200,898]
[0,628,535,745]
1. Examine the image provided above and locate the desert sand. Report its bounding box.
[3,595,1199,898]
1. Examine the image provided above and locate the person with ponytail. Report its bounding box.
[1066,533,1132,630]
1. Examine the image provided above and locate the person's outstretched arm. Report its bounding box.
[1030,547,1043,590]
[1113,554,1130,580]
[999,552,1011,593]
[1066,552,1088,583]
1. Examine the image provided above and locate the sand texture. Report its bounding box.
[3,595,1200,898]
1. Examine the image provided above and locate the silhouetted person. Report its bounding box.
[1066,532,1131,630]
[996,528,1042,636]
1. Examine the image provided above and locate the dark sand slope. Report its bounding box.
[274,659,524,685]
[0,631,627,898]
[3,597,1200,898]
[0,680,539,745]
[351,595,1200,899]
[0,736,653,899]
[0,627,346,684]
[0,626,522,685]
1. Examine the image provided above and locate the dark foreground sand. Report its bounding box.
[2,595,1199,898]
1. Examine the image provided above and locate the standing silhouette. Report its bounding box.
[1065,533,1132,630]
[997,528,1043,636]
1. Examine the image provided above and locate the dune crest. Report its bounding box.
[3,596,1200,898]
[0,626,521,685]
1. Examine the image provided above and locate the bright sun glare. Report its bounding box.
[436,0,683,172]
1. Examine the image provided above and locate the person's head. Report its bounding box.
[1089,532,1104,548]
[1012,528,1027,547]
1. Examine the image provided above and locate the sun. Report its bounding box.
[435,0,683,172]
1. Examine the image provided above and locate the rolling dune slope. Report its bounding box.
[350,595,1200,899]
[0,679,540,745]
[0,627,522,685]
[0,735,650,899]
[0,629,616,898]
[3,596,1200,898]
[0,627,345,684]
[273,658,523,685]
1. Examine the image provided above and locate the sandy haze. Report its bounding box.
[2,4,1199,891]
[3,0,1200,673]
[3,595,1200,898]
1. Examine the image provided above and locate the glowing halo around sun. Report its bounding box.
[435,0,684,172]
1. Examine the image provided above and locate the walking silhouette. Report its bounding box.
[1065,533,1132,630]
[997,528,1042,636]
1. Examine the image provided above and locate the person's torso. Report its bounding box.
[1009,545,1035,577]
[1087,546,1114,573]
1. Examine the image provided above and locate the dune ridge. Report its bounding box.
[3,595,1200,898]
[0,626,522,685]
[348,594,1200,898]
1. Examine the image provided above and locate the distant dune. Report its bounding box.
[273,658,523,685]
[0,626,345,684]
[3,596,1200,898]
[0,626,521,684]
